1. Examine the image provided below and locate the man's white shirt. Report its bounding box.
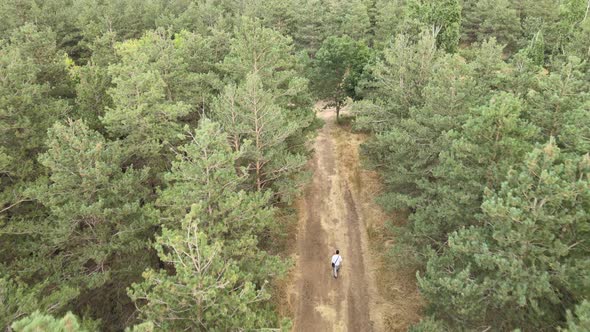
[331,254,342,266]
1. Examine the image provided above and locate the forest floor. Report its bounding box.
[285,105,423,331]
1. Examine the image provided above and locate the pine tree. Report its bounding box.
[329,0,372,42]
[466,0,522,52]
[103,30,191,165]
[213,74,310,201]
[157,119,282,279]
[564,301,590,332]
[25,120,157,328]
[219,18,313,198]
[11,311,85,332]
[407,0,462,52]
[246,0,299,36]
[290,0,332,52]
[354,32,441,208]
[356,31,439,125]
[0,24,71,284]
[372,0,407,48]
[519,0,561,54]
[1,273,85,330]
[412,93,537,248]
[524,56,590,154]
[72,63,113,132]
[0,23,70,184]
[418,141,590,330]
[355,52,477,215]
[130,119,285,330]
[563,12,590,61]
[129,211,277,331]
[557,0,590,54]
[221,17,312,113]
[524,30,546,65]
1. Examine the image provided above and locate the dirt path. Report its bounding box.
[287,107,422,331]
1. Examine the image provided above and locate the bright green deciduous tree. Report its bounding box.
[313,35,371,120]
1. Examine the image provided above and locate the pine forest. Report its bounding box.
[0,0,589,331]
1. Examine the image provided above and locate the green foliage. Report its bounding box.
[6,120,157,329]
[104,31,190,163]
[407,0,462,52]
[1,276,40,330]
[289,0,331,52]
[33,119,157,287]
[372,0,408,48]
[313,35,371,119]
[356,32,439,122]
[418,141,590,330]
[222,17,310,108]
[563,15,590,61]
[563,301,590,332]
[213,74,310,201]
[557,0,590,54]
[328,0,372,42]
[462,0,522,52]
[0,274,78,330]
[0,23,70,186]
[408,316,447,332]
[354,7,590,329]
[130,119,286,330]
[12,311,85,332]
[355,32,456,211]
[130,212,278,331]
[103,28,226,167]
[524,30,546,66]
[125,321,155,332]
[524,56,590,154]
[71,63,113,131]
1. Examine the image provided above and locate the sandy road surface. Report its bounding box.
[286,107,422,332]
[290,108,373,331]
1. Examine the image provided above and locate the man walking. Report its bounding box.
[331,250,342,278]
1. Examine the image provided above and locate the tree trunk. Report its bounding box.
[255,160,262,191]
